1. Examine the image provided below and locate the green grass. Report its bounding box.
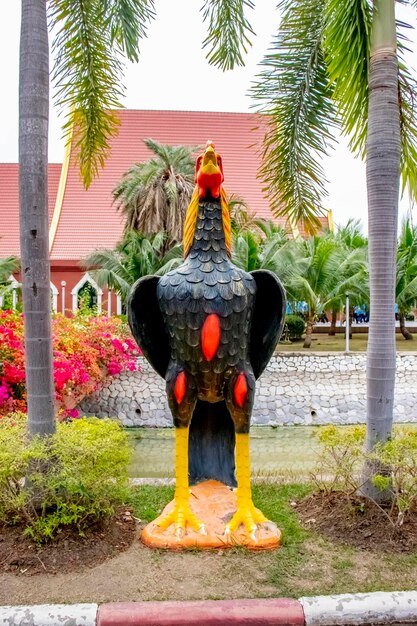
[278,332,417,352]
[127,482,417,598]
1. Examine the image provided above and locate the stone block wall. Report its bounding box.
[79,353,417,427]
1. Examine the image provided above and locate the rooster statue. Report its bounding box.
[128,141,285,545]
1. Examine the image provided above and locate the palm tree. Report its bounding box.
[286,236,344,347]
[83,231,182,302]
[20,0,155,437]
[20,0,56,436]
[396,218,417,340]
[252,0,417,499]
[327,220,368,336]
[232,222,298,289]
[113,140,196,248]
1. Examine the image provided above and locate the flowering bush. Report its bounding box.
[0,311,139,418]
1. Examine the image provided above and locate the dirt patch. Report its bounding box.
[0,508,135,576]
[296,492,417,553]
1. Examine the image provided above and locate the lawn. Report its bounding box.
[277,332,417,352]
[1,482,416,605]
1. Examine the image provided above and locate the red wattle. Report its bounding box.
[174,371,187,405]
[234,373,247,408]
[197,171,223,198]
[201,314,221,361]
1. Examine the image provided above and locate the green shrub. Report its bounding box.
[312,425,365,494]
[313,424,417,528]
[284,314,305,340]
[0,414,131,541]
[370,427,417,524]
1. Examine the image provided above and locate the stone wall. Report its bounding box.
[79,353,417,427]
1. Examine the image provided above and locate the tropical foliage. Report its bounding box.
[396,218,417,340]
[0,257,19,285]
[251,0,417,229]
[0,311,139,418]
[113,140,196,247]
[83,230,183,302]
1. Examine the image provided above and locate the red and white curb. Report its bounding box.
[1,592,417,625]
[300,591,417,625]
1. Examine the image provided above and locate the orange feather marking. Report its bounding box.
[201,314,221,361]
[174,371,187,405]
[234,373,247,408]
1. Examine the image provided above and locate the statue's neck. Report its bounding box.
[189,196,229,260]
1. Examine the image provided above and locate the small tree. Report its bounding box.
[396,218,417,340]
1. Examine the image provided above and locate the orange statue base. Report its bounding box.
[140,480,281,551]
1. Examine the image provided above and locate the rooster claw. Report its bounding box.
[263,520,279,535]
[175,526,185,540]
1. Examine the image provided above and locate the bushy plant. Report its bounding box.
[312,425,365,495]
[284,314,305,341]
[0,311,139,418]
[370,427,417,526]
[313,425,417,528]
[0,414,131,541]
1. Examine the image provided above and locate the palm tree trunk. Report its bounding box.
[399,312,413,340]
[362,0,400,501]
[19,0,56,436]
[328,308,337,336]
[303,316,315,348]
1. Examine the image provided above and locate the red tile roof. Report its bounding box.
[51,109,279,260]
[0,163,61,257]
[1,110,329,261]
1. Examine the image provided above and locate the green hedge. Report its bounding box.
[284,314,305,340]
[0,414,131,541]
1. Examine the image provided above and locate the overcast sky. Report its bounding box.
[1,1,416,231]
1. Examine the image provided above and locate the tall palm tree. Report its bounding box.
[252,0,417,499]
[83,231,183,302]
[396,218,417,340]
[20,0,56,436]
[20,0,155,437]
[113,140,196,247]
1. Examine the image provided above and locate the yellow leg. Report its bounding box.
[157,426,206,537]
[225,433,272,540]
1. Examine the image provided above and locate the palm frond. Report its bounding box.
[201,0,255,70]
[252,0,338,233]
[49,0,123,189]
[323,0,371,155]
[398,59,417,203]
[104,0,156,63]
[0,256,19,284]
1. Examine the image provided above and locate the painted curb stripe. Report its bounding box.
[300,591,417,625]
[97,599,304,626]
[0,603,98,626]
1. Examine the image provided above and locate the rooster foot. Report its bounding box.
[156,503,206,539]
[224,504,276,542]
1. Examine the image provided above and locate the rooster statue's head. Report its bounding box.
[195,140,224,199]
[183,140,231,259]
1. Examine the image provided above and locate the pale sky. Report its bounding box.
[1,1,416,231]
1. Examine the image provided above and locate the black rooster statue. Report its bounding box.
[128,141,285,545]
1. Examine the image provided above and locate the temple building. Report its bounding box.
[0,109,330,315]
